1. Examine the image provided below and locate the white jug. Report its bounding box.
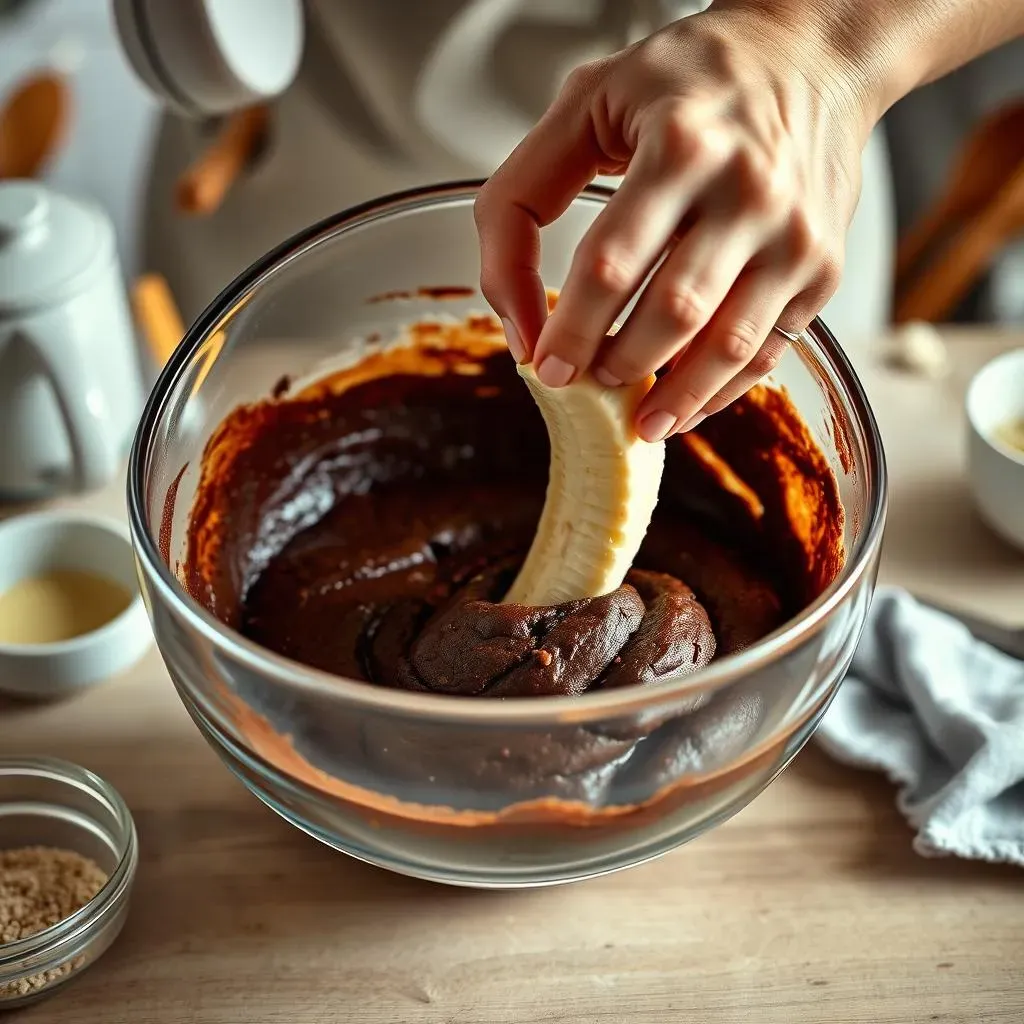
[0,181,142,499]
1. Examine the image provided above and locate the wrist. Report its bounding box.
[715,0,909,125]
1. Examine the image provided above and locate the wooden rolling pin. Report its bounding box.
[175,105,269,216]
[132,273,184,368]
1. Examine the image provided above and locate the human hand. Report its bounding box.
[474,2,877,440]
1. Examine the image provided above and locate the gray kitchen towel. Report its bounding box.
[816,586,1024,866]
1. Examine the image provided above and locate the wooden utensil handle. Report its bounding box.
[132,273,185,368]
[175,105,269,217]
[0,70,69,180]
[895,198,956,285]
[894,164,1024,324]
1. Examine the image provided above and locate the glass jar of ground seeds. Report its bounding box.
[0,757,138,1009]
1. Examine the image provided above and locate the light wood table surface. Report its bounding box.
[1,329,1022,1024]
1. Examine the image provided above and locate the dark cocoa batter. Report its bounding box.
[179,314,845,817]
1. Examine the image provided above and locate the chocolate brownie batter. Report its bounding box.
[179,314,845,813]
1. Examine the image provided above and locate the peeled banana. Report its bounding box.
[502,364,666,607]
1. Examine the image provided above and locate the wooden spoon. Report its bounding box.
[175,105,269,216]
[0,71,69,179]
[895,101,1024,287]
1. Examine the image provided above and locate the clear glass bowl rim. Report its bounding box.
[0,756,138,972]
[127,179,888,725]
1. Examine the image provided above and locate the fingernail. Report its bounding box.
[536,354,575,388]
[638,410,677,443]
[592,367,622,387]
[501,317,526,364]
[677,411,707,433]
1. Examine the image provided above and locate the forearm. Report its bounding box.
[726,0,1024,120]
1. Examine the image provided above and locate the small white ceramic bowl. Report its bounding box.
[965,348,1024,553]
[0,512,152,699]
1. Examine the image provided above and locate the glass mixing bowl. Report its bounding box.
[128,181,887,888]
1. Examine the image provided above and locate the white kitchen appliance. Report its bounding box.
[0,180,141,498]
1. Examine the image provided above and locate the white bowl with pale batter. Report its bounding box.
[965,348,1024,554]
[0,512,152,699]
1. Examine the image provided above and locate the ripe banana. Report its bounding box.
[502,364,666,607]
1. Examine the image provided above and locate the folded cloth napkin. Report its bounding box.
[816,586,1024,866]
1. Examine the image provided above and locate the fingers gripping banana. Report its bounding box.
[502,365,666,607]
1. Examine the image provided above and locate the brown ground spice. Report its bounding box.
[0,846,108,1000]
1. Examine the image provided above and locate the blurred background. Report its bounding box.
[1,0,1022,349]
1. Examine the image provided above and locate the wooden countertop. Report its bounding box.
[2,329,1023,1024]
